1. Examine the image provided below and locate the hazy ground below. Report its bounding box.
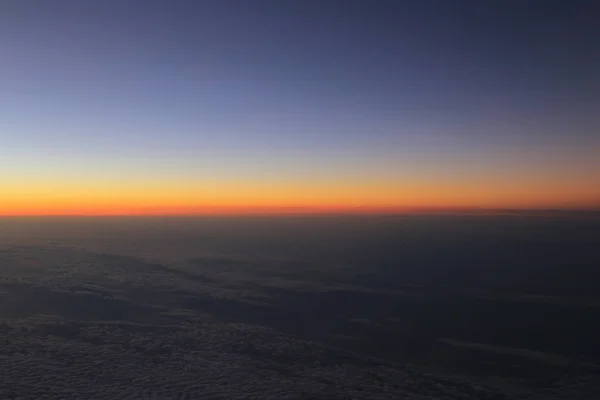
[1,215,599,399]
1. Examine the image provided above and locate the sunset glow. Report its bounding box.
[1,1,599,216]
[2,177,599,216]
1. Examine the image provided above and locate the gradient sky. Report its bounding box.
[1,0,599,215]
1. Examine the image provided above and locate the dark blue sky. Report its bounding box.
[1,0,599,212]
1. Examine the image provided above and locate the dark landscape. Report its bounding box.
[1,214,599,399]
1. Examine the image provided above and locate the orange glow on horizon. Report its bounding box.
[2,185,599,216]
[2,171,600,216]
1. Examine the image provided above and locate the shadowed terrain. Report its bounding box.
[1,215,600,399]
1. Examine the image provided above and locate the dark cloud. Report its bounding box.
[1,215,600,398]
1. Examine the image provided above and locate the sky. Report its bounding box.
[1,0,599,215]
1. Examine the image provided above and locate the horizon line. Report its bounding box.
[2,206,599,218]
